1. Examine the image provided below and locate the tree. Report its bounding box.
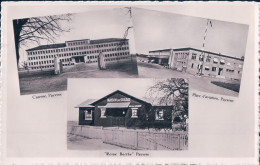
[146,78,189,130]
[13,14,72,66]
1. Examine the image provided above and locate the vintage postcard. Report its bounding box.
[1,2,258,165]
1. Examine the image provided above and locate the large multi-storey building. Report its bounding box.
[148,47,244,80]
[25,38,131,70]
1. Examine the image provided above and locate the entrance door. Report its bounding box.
[218,68,223,75]
[75,57,85,63]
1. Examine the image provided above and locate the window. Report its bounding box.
[206,56,211,62]
[100,107,106,118]
[205,66,210,70]
[155,109,164,120]
[213,58,219,64]
[226,69,234,73]
[191,63,194,68]
[131,108,138,118]
[84,110,92,120]
[212,67,216,71]
[220,59,225,65]
[199,54,204,61]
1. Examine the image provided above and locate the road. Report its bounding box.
[137,62,239,97]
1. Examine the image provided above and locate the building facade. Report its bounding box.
[25,38,131,70]
[75,90,183,129]
[148,48,244,80]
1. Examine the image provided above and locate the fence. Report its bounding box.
[68,124,188,150]
[102,128,188,150]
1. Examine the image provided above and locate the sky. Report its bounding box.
[67,78,158,121]
[18,7,135,64]
[18,6,249,64]
[132,7,249,58]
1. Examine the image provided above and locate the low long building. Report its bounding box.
[25,38,131,70]
[148,48,244,80]
[75,90,185,129]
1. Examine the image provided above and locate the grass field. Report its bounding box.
[210,81,240,93]
[19,58,138,95]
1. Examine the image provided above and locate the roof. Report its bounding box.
[75,99,96,108]
[148,55,169,59]
[90,38,128,44]
[26,38,128,52]
[75,91,175,108]
[149,47,244,61]
[26,43,66,51]
[91,90,151,106]
[149,49,172,53]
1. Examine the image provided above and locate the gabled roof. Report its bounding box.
[26,43,66,51]
[75,99,96,108]
[90,90,151,106]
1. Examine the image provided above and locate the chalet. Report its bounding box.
[75,90,182,129]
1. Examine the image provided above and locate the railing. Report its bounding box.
[102,128,188,150]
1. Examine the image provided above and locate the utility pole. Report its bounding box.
[197,19,212,75]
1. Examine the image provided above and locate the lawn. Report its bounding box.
[19,58,138,95]
[210,81,240,93]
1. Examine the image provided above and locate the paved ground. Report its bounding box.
[67,134,125,150]
[19,60,138,95]
[137,62,239,97]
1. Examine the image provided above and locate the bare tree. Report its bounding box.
[13,14,72,66]
[146,78,189,130]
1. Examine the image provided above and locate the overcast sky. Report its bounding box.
[19,7,249,63]
[132,7,249,58]
[67,78,158,121]
[19,7,135,63]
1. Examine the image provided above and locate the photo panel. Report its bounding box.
[67,78,189,151]
[13,8,138,95]
[131,7,249,97]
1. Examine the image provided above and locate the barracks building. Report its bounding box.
[75,90,184,129]
[25,38,130,70]
[148,48,244,80]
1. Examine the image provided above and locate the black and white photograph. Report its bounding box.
[131,8,248,97]
[13,8,138,95]
[67,78,189,150]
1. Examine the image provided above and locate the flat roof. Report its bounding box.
[26,38,128,52]
[149,47,244,61]
[26,43,66,51]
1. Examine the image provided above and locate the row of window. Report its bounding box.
[87,108,163,120]
[67,40,128,47]
[191,64,241,74]
[28,48,130,60]
[27,42,129,55]
[29,58,72,66]
[30,63,74,70]
[104,56,129,62]
[104,52,130,58]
